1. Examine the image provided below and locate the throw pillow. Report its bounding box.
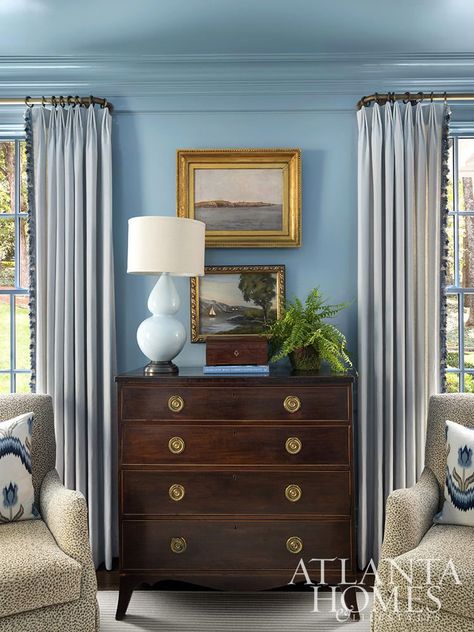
[435,419,474,527]
[0,412,39,523]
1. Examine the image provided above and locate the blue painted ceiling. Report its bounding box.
[1,0,474,56]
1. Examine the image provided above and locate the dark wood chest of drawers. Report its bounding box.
[115,368,356,620]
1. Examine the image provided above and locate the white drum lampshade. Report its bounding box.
[127,216,205,374]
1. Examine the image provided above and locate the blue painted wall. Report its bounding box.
[112,105,358,371]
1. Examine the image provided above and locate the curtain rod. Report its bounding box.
[357,91,474,110]
[0,95,113,111]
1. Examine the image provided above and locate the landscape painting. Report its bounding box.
[177,149,301,248]
[190,265,285,342]
[194,168,283,231]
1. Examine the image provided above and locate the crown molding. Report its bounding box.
[0,52,474,102]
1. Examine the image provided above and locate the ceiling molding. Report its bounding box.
[0,53,474,100]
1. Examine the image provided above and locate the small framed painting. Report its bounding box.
[177,149,301,248]
[190,265,285,342]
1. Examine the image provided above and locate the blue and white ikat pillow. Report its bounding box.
[435,419,474,527]
[0,412,39,523]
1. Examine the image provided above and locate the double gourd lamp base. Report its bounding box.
[127,216,206,375]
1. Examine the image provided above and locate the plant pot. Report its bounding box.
[289,346,321,371]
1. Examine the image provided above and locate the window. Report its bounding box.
[0,140,30,393]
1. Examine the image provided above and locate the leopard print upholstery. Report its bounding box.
[372,394,474,631]
[0,519,82,618]
[0,395,98,631]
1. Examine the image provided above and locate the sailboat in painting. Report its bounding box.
[209,305,217,318]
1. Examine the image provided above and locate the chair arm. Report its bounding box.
[40,469,93,566]
[380,467,439,560]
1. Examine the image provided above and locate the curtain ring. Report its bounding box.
[403,91,410,104]
[89,95,94,108]
[52,95,57,108]
[430,91,434,103]
[41,96,46,108]
[101,98,108,109]
[416,91,424,103]
[67,96,74,107]
[25,96,33,109]
[444,91,448,103]
[75,96,81,107]
[374,92,379,105]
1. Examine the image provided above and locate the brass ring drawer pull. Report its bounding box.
[168,395,184,413]
[168,436,185,454]
[169,484,185,501]
[283,395,301,413]
[285,484,302,502]
[285,437,302,455]
[286,536,303,554]
[170,537,187,554]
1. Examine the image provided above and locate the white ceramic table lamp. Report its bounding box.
[127,216,205,374]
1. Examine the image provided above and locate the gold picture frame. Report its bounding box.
[190,265,285,343]
[177,149,301,248]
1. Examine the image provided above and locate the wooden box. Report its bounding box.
[205,335,268,366]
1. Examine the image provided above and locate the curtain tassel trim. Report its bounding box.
[440,105,452,392]
[24,108,37,392]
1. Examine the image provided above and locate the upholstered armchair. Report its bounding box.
[372,394,474,632]
[0,394,98,632]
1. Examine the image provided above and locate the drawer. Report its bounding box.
[121,424,350,466]
[122,470,351,517]
[121,519,352,571]
[120,385,350,422]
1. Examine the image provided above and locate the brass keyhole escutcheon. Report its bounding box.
[169,484,185,501]
[284,395,301,413]
[285,484,302,502]
[170,537,187,554]
[168,436,185,454]
[233,349,240,357]
[285,437,302,455]
[168,395,184,413]
[286,536,303,554]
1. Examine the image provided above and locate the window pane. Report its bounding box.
[446,373,460,393]
[0,141,15,214]
[447,294,459,368]
[459,215,474,287]
[0,217,15,288]
[19,218,29,289]
[19,142,28,214]
[447,137,454,212]
[15,373,30,393]
[465,373,474,393]
[465,292,474,372]
[0,295,10,370]
[0,373,10,394]
[458,139,474,211]
[446,213,454,286]
[14,296,29,370]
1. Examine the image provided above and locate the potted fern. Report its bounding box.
[267,288,352,372]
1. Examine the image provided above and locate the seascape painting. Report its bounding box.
[191,265,285,342]
[177,149,301,247]
[194,168,283,232]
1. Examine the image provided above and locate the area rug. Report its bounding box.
[98,590,372,631]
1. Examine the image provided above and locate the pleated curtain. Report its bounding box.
[357,101,449,567]
[25,105,117,569]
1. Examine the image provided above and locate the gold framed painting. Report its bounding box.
[190,265,285,342]
[177,149,301,248]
